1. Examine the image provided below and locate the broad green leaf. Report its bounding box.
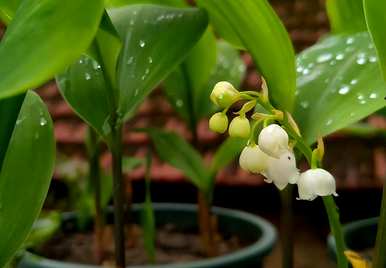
[108,5,208,120]
[105,0,185,8]
[0,0,104,99]
[146,128,210,192]
[0,91,55,267]
[0,0,19,24]
[210,137,246,176]
[326,0,367,34]
[0,94,23,167]
[294,32,386,144]
[142,150,156,264]
[197,0,296,112]
[364,0,386,81]
[57,52,115,139]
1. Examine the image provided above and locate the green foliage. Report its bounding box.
[58,5,208,143]
[24,212,61,249]
[326,0,367,34]
[164,38,245,128]
[364,0,386,82]
[197,0,296,112]
[105,0,185,8]
[0,91,55,267]
[0,0,19,24]
[294,32,386,144]
[0,0,104,99]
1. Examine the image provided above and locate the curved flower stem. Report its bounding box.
[250,93,348,268]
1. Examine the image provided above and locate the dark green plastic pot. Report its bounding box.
[327,217,378,266]
[19,203,277,268]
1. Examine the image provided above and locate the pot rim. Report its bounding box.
[21,203,277,268]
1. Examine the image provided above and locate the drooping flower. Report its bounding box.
[228,116,250,138]
[210,81,240,108]
[258,124,289,158]
[297,168,338,201]
[262,150,299,190]
[209,112,228,134]
[239,145,270,173]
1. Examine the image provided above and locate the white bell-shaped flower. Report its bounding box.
[239,145,270,173]
[258,124,289,158]
[262,150,299,190]
[297,171,318,201]
[297,169,338,201]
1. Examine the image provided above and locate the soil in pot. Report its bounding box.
[34,223,254,266]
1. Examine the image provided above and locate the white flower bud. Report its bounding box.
[258,124,289,158]
[239,145,270,173]
[228,116,250,138]
[210,81,240,108]
[297,169,337,201]
[262,150,299,190]
[209,112,228,133]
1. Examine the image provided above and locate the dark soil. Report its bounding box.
[36,224,252,266]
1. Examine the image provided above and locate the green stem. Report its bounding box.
[374,182,386,268]
[110,125,125,268]
[87,128,104,263]
[280,185,294,268]
[323,196,348,268]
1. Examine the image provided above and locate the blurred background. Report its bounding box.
[1,0,385,267]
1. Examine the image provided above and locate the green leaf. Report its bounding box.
[0,0,104,99]
[210,137,246,176]
[163,29,217,126]
[326,0,367,34]
[364,0,386,82]
[108,4,208,120]
[57,53,116,139]
[294,32,386,144]
[142,150,156,264]
[105,0,186,8]
[145,128,210,192]
[197,0,296,112]
[0,91,55,267]
[0,94,24,167]
[0,0,19,24]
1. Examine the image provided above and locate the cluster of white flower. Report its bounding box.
[208,81,338,201]
[239,124,337,200]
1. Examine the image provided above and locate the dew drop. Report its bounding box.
[176,100,183,107]
[317,53,333,63]
[148,57,153,64]
[369,56,377,63]
[139,40,146,48]
[326,119,333,126]
[40,117,47,126]
[350,79,358,85]
[134,89,139,96]
[335,53,344,61]
[346,37,354,45]
[296,66,304,73]
[357,94,365,100]
[85,73,91,80]
[300,101,309,109]
[302,68,310,75]
[127,57,134,65]
[356,57,366,65]
[369,93,378,99]
[329,60,337,66]
[338,85,350,95]
[359,100,367,104]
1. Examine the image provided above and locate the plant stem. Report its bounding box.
[280,185,294,268]
[374,182,386,268]
[88,128,104,263]
[323,196,348,268]
[198,191,216,257]
[110,125,125,268]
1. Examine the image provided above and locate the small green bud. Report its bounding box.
[228,116,250,138]
[210,81,240,108]
[209,112,228,133]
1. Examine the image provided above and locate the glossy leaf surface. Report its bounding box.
[295,32,386,144]
[0,0,104,99]
[364,0,386,81]
[197,0,296,111]
[0,91,55,267]
[108,4,208,120]
[105,0,185,8]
